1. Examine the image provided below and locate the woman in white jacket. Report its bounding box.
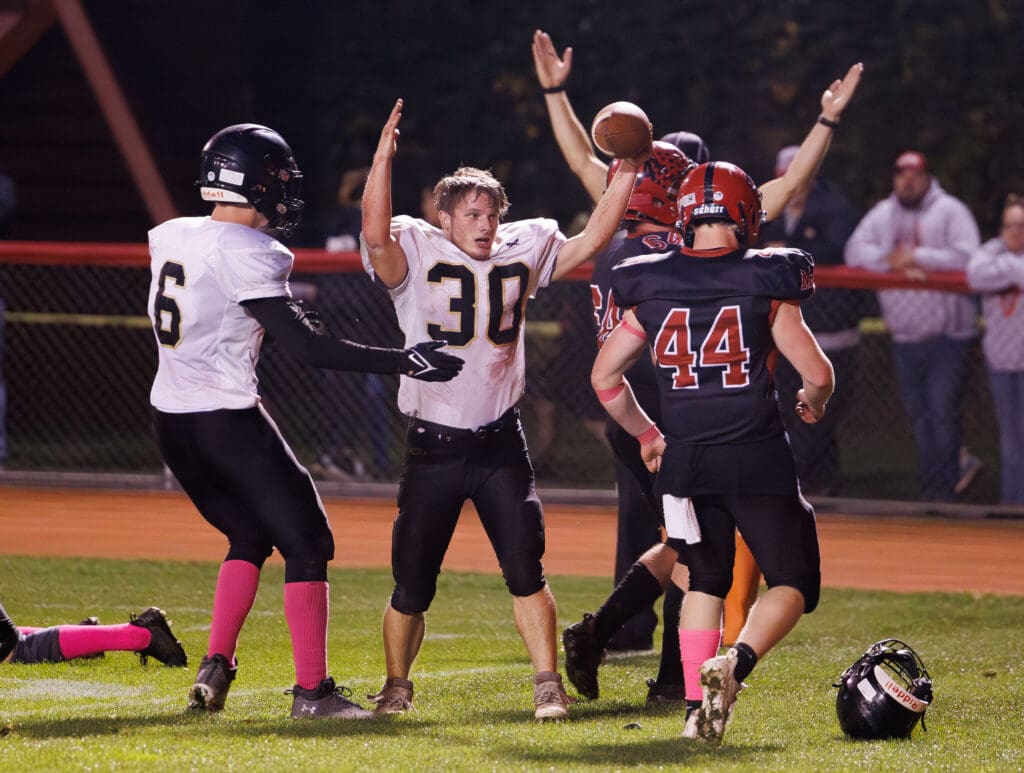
[966,195,1024,505]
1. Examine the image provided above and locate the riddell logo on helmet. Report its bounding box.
[874,666,928,713]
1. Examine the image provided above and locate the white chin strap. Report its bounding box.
[200,187,249,205]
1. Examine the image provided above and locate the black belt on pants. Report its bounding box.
[407,407,519,455]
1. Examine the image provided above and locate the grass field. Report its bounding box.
[1,554,1022,771]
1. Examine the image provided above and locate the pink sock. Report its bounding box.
[207,559,260,663]
[284,581,329,690]
[58,624,149,660]
[680,628,722,702]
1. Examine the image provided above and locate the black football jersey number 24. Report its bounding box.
[611,246,814,445]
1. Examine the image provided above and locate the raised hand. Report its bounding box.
[820,63,864,122]
[375,98,403,161]
[531,30,573,90]
[402,340,464,382]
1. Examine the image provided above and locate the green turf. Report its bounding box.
[1,555,1021,771]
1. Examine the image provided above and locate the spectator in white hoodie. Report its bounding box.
[845,151,980,501]
[966,194,1024,505]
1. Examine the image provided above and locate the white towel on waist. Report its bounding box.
[662,494,701,544]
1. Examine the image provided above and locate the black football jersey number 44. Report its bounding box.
[611,246,814,444]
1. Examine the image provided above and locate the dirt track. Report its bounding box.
[2,486,1022,596]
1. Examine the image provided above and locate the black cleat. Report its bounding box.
[287,677,373,719]
[188,653,236,711]
[562,612,605,700]
[129,607,188,667]
[645,678,685,708]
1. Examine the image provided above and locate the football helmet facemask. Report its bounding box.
[678,161,765,247]
[834,638,933,740]
[198,123,305,240]
[606,141,695,227]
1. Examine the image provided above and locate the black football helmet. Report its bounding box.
[834,639,933,740]
[660,131,711,165]
[197,123,304,240]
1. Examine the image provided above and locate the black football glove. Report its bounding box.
[402,340,464,382]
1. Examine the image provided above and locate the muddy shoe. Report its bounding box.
[534,672,576,720]
[367,677,414,715]
[188,653,236,711]
[683,649,745,743]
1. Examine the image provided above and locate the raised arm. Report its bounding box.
[771,301,835,423]
[759,63,864,221]
[552,147,646,280]
[532,29,609,203]
[361,99,409,288]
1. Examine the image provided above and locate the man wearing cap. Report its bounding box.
[760,146,861,496]
[845,150,981,501]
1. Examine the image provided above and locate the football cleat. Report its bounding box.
[367,677,414,715]
[287,677,373,719]
[562,612,605,700]
[188,653,236,711]
[129,607,188,667]
[534,673,576,721]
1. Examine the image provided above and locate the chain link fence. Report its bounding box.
[0,243,1006,506]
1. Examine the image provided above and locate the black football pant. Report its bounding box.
[670,493,821,613]
[389,408,546,615]
[155,405,335,583]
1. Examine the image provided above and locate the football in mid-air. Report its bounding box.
[590,101,653,159]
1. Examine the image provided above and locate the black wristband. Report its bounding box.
[542,85,565,94]
[817,115,839,129]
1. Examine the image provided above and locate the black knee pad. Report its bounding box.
[803,587,820,614]
[284,558,329,583]
[278,528,336,582]
[798,575,821,613]
[685,568,733,600]
[390,582,435,616]
[11,627,63,664]
[226,543,273,567]
[501,555,546,598]
[765,576,820,614]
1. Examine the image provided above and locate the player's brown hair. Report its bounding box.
[433,167,510,219]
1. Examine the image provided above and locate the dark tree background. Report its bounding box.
[1,0,1022,241]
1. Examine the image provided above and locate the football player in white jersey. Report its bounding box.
[148,123,463,720]
[360,98,647,720]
